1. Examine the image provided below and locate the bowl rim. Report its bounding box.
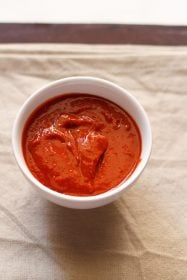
[12,76,152,203]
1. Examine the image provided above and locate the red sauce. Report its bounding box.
[22,94,141,196]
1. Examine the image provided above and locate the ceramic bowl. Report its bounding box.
[12,76,152,209]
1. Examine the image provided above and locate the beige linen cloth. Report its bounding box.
[0,44,187,280]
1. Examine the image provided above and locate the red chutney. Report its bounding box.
[22,94,141,196]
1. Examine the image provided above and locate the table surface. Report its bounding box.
[1,0,187,26]
[1,19,187,280]
[0,23,187,45]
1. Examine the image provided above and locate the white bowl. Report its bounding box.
[12,76,152,209]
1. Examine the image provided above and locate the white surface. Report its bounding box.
[12,76,152,209]
[0,0,187,25]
